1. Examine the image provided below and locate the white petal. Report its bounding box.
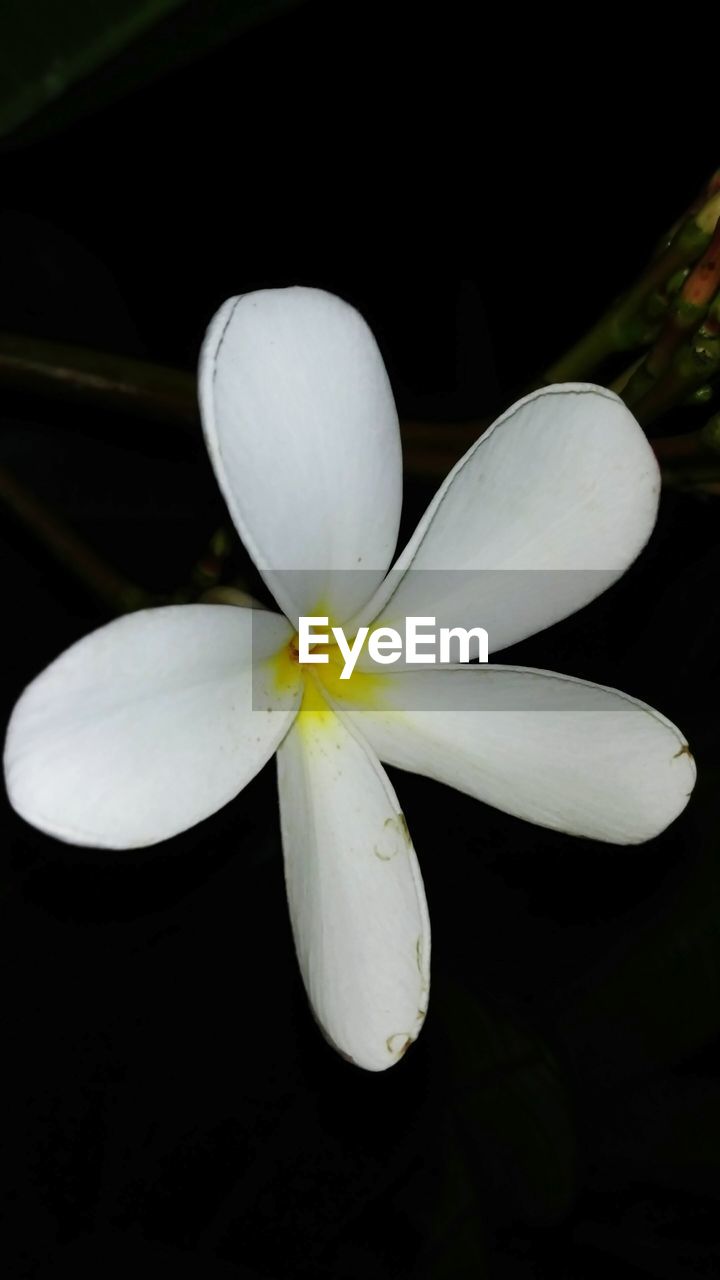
[355,384,660,653]
[344,666,695,844]
[5,605,300,849]
[199,287,402,625]
[276,698,430,1070]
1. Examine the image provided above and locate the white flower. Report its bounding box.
[4,288,695,1071]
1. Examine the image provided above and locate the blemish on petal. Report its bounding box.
[673,743,693,761]
[373,813,410,861]
[387,1033,413,1057]
[415,934,430,994]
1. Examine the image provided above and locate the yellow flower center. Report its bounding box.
[271,620,389,727]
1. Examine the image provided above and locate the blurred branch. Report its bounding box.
[1,419,715,621]
[2,330,719,490]
[0,0,183,139]
[0,331,197,427]
[0,0,304,146]
[2,171,720,506]
[659,461,720,495]
[0,465,152,612]
[0,467,258,615]
[0,330,484,475]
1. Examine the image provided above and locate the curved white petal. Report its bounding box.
[5,605,300,849]
[354,384,660,653]
[276,695,430,1070]
[199,287,402,625]
[345,666,695,844]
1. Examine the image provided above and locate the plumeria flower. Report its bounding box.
[4,288,695,1071]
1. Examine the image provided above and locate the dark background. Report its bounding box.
[2,5,719,1277]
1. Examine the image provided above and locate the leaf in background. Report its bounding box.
[438,978,576,1226]
[574,1073,720,1279]
[545,780,720,1088]
[0,0,303,145]
[590,1074,720,1201]
[0,0,182,138]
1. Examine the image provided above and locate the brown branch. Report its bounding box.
[0,332,197,427]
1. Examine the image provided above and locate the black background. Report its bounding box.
[2,5,719,1277]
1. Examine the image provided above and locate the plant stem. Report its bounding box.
[632,295,720,426]
[544,186,720,385]
[624,221,720,415]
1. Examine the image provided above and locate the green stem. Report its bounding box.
[623,220,720,412]
[544,191,720,385]
[632,296,720,425]
[544,323,623,385]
